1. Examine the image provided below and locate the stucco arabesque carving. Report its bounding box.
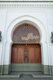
[21,33,39,41]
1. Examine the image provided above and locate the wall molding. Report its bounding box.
[0,0,53,2]
[0,2,53,8]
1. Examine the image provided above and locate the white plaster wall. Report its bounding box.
[0,8,8,65]
[46,8,53,66]
[0,3,53,66]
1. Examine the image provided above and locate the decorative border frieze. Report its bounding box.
[0,2,53,8]
[0,0,53,2]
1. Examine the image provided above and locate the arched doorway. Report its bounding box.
[11,23,42,74]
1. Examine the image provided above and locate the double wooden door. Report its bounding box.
[11,44,41,64]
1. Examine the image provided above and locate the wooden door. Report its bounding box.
[11,44,41,64]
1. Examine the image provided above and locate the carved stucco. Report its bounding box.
[0,1,53,8]
[12,23,40,43]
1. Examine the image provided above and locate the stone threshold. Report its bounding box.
[0,74,53,78]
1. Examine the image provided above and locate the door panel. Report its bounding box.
[17,46,24,63]
[34,45,41,63]
[28,45,35,63]
[11,46,18,63]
